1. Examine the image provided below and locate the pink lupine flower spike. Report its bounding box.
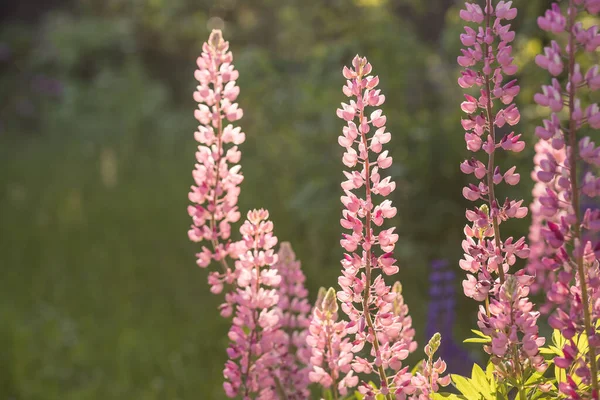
[457,0,545,387]
[336,55,418,399]
[532,0,600,396]
[188,29,246,309]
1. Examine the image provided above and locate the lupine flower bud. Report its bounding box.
[406,332,451,398]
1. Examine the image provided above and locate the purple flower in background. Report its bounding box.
[425,259,473,375]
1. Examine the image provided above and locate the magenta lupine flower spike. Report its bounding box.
[188,29,245,310]
[223,209,286,399]
[336,55,416,399]
[271,242,312,399]
[457,0,545,381]
[307,287,358,398]
[533,1,600,396]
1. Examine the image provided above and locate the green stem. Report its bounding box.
[483,0,505,285]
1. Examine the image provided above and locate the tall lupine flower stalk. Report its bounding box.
[534,1,600,396]
[223,209,285,399]
[271,242,312,399]
[307,287,357,399]
[457,0,545,387]
[188,29,245,316]
[337,55,416,399]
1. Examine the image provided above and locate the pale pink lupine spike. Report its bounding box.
[271,242,312,399]
[533,1,600,396]
[188,29,246,295]
[223,209,287,398]
[334,55,417,399]
[457,0,545,380]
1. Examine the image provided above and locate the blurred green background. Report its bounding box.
[0,0,556,398]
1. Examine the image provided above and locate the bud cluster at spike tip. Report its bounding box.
[271,242,312,399]
[530,1,600,395]
[187,29,246,301]
[336,54,418,398]
[223,209,287,399]
[457,0,546,377]
[398,333,451,399]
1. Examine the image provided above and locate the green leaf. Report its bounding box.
[552,329,566,348]
[470,364,493,400]
[464,330,491,344]
[433,393,468,400]
[539,347,557,355]
[463,337,491,344]
[485,361,498,393]
[451,374,484,400]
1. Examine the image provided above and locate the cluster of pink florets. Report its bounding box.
[306,287,357,396]
[223,209,285,399]
[457,0,528,301]
[185,2,600,396]
[335,55,420,398]
[531,0,600,395]
[457,0,547,377]
[188,31,313,400]
[477,275,546,376]
[271,242,312,399]
[401,333,451,399]
[188,30,245,307]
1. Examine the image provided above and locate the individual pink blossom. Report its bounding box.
[538,3,567,33]
[532,1,600,396]
[188,29,246,309]
[271,242,312,399]
[223,209,286,399]
[535,40,564,76]
[336,55,416,398]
